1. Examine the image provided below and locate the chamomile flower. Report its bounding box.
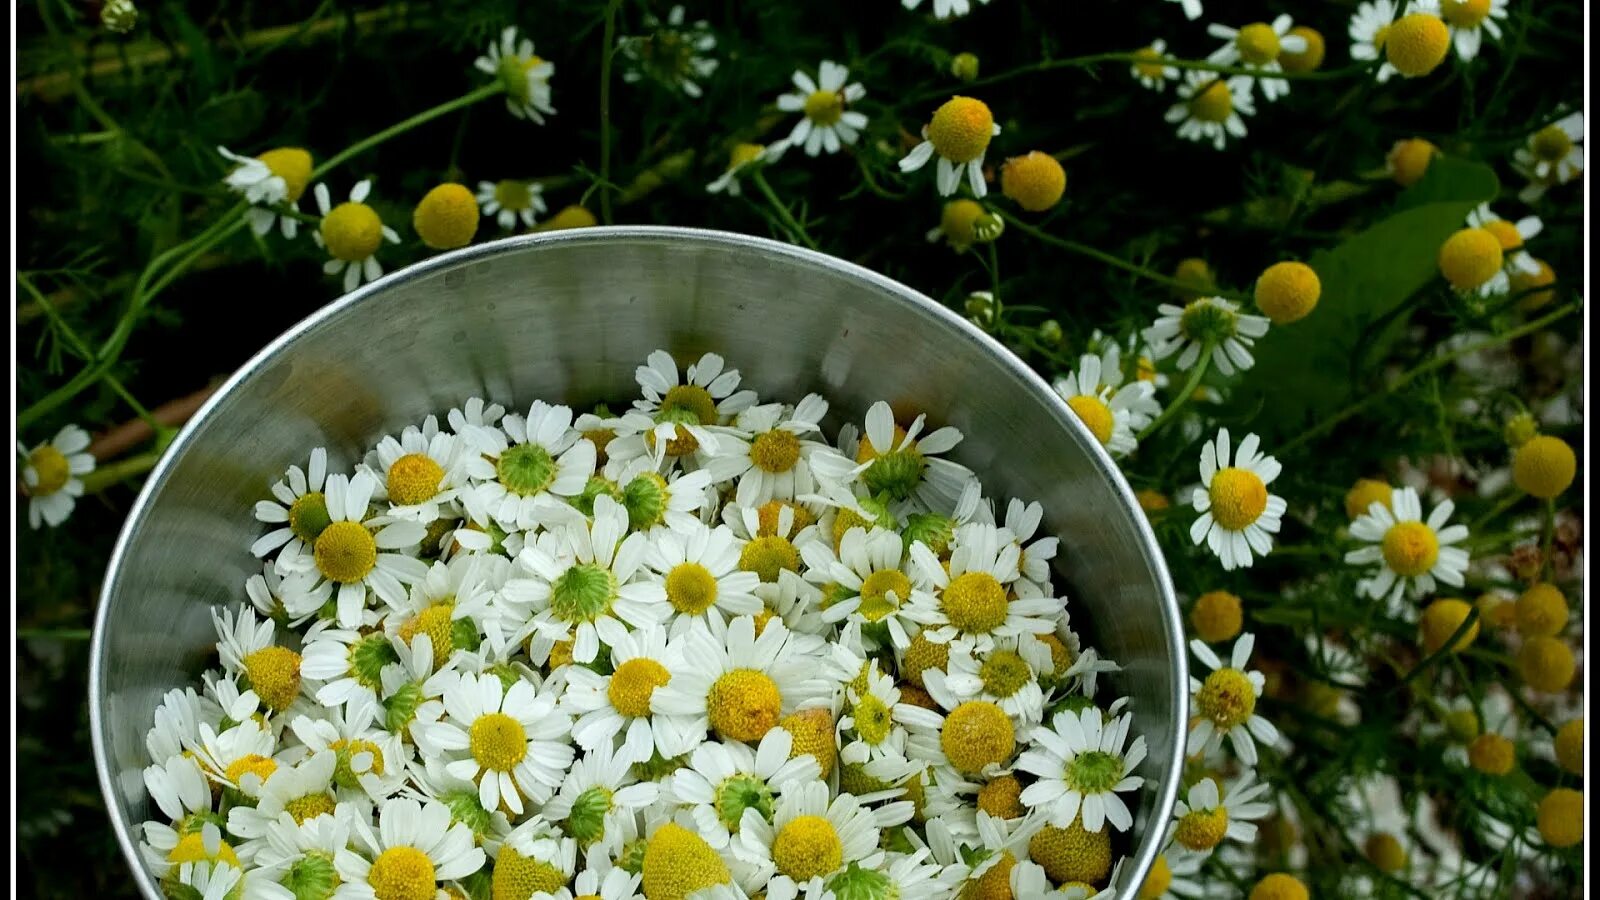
[1189,429,1285,571]
[1167,771,1272,856]
[566,845,646,900]
[218,146,313,238]
[1164,72,1256,149]
[311,181,401,294]
[188,717,280,798]
[719,396,831,506]
[1143,297,1270,376]
[19,423,94,529]
[664,726,822,850]
[334,797,485,899]
[836,662,934,787]
[561,622,705,764]
[1129,40,1180,91]
[651,615,837,745]
[1207,15,1309,101]
[1052,353,1159,457]
[1187,634,1279,765]
[226,751,339,839]
[141,752,216,850]
[1466,203,1543,278]
[646,520,763,633]
[1016,707,1147,832]
[1440,0,1508,59]
[775,61,869,156]
[617,5,720,98]
[723,501,823,587]
[1349,0,1404,82]
[242,807,354,890]
[366,421,468,523]
[1344,486,1470,608]
[735,781,907,891]
[420,670,574,814]
[381,555,501,667]
[211,605,305,715]
[299,618,397,712]
[542,742,661,848]
[935,810,1046,894]
[802,526,929,649]
[501,495,667,664]
[1135,852,1205,898]
[707,143,784,196]
[899,96,1002,197]
[145,687,219,770]
[475,26,556,124]
[822,401,977,513]
[613,460,717,532]
[1513,112,1584,201]
[908,523,1060,653]
[467,401,598,532]
[477,179,548,230]
[251,447,332,574]
[926,635,1052,725]
[901,0,991,20]
[288,697,410,801]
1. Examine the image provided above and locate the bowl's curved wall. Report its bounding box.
[91,227,1185,898]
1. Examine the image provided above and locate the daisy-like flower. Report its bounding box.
[775,61,869,157]
[1466,203,1543,278]
[1129,40,1180,92]
[466,401,598,532]
[477,179,548,231]
[365,421,469,524]
[251,447,331,575]
[617,5,720,98]
[907,523,1060,653]
[632,350,758,428]
[188,717,280,798]
[664,726,822,850]
[1167,771,1274,856]
[241,808,354,890]
[565,845,646,900]
[225,751,339,839]
[500,495,667,664]
[491,818,579,896]
[288,697,411,802]
[821,401,977,513]
[334,797,485,899]
[1345,486,1470,608]
[707,142,785,196]
[276,471,428,627]
[1143,296,1271,376]
[1440,0,1507,59]
[925,634,1052,725]
[145,686,219,768]
[1016,707,1147,832]
[718,396,831,507]
[735,781,909,891]
[174,860,293,900]
[722,501,823,588]
[541,742,661,848]
[1164,72,1256,149]
[999,497,1064,593]
[1206,15,1309,101]
[475,26,556,123]
[1189,429,1285,571]
[930,810,1045,894]
[1187,633,1280,765]
[19,423,94,529]
[299,616,396,713]
[651,615,837,745]
[218,145,313,238]
[419,670,574,814]
[213,605,305,714]
[380,554,502,667]
[901,0,991,20]
[1513,112,1584,202]
[899,95,1002,197]
[1052,353,1160,457]
[311,181,401,294]
[561,622,705,764]
[1349,0,1405,82]
[646,519,763,633]
[611,459,716,533]
[1134,852,1205,899]
[836,661,936,787]
[802,525,929,649]
[140,753,217,856]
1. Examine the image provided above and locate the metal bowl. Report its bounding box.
[91,226,1186,897]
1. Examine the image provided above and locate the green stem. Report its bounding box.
[19,274,163,432]
[598,0,622,224]
[1278,303,1580,457]
[81,450,164,494]
[311,82,501,179]
[16,628,93,641]
[750,171,819,251]
[1137,342,1214,440]
[997,210,1249,301]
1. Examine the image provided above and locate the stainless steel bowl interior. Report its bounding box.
[91,226,1186,897]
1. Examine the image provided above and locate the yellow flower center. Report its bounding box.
[707,668,783,742]
[491,847,565,900]
[1480,218,1523,252]
[535,204,597,232]
[1516,583,1570,638]
[1442,0,1492,27]
[1191,590,1243,643]
[660,384,719,425]
[284,791,338,824]
[1254,261,1321,325]
[979,650,1032,698]
[321,202,384,262]
[750,429,802,473]
[1037,632,1073,675]
[258,147,313,203]
[1175,806,1229,851]
[729,142,765,170]
[941,700,1014,774]
[1467,733,1515,775]
[1209,467,1268,531]
[999,151,1067,213]
[661,562,718,615]
[739,535,801,583]
[756,500,815,536]
[1419,598,1479,654]
[976,774,1025,819]
[1365,832,1408,872]
[398,603,456,663]
[1066,395,1114,445]
[1531,124,1575,162]
[1387,137,1438,187]
[1236,23,1281,65]
[167,831,241,867]
[1537,788,1583,849]
[469,712,528,772]
[493,180,535,211]
[1280,26,1326,72]
[1029,817,1111,885]
[1190,79,1233,123]
[803,89,844,126]
[26,445,71,495]
[772,815,843,880]
[1510,258,1557,311]
[413,182,480,251]
[780,707,837,778]
[942,571,1008,634]
[1384,13,1451,77]
[1132,46,1167,78]
[1553,719,1583,775]
[964,850,1016,900]
[314,520,378,584]
[1381,520,1440,577]
[1196,667,1256,729]
[243,646,303,712]
[1512,434,1576,499]
[640,823,732,900]
[609,658,671,718]
[1519,636,1576,693]
[328,737,385,788]
[224,753,279,787]
[1250,873,1309,900]
[1140,855,1173,899]
[386,453,445,506]
[850,692,894,745]
[901,632,950,687]
[369,846,436,900]
[1344,479,1393,520]
[939,199,987,248]
[926,96,996,164]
